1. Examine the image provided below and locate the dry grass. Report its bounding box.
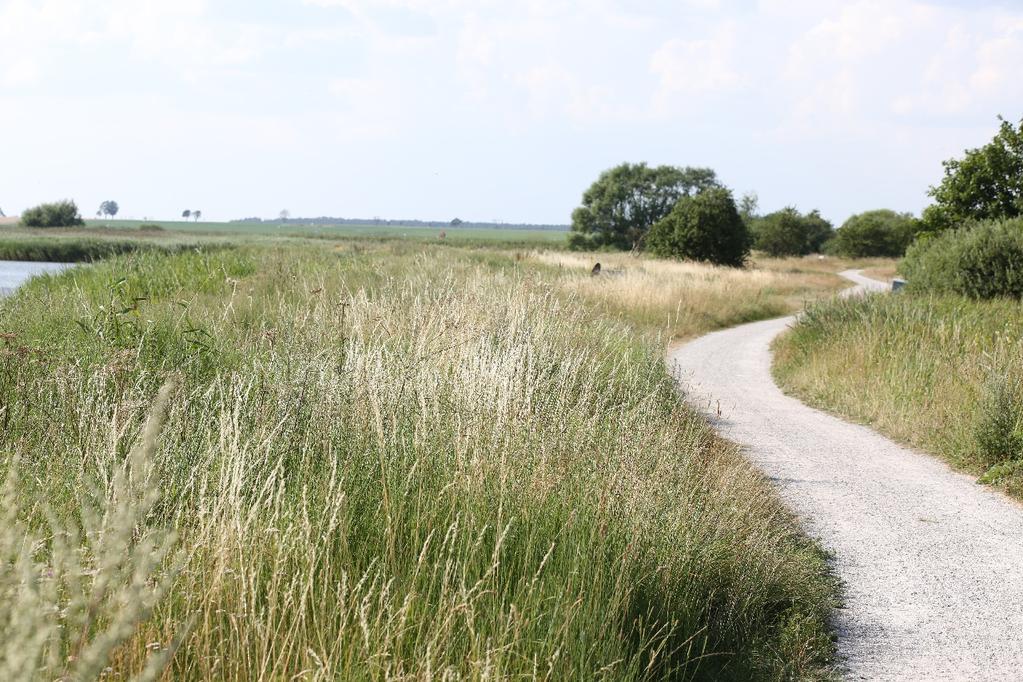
[860,266,898,283]
[531,251,884,341]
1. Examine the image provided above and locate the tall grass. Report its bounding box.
[0,382,182,680]
[774,292,1023,496]
[1,244,837,679]
[0,235,229,263]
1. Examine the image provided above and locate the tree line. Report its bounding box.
[8,200,205,228]
[569,115,1023,266]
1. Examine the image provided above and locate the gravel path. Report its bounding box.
[668,270,1023,680]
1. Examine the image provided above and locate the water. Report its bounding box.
[0,261,71,297]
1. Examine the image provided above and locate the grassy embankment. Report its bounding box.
[1,241,845,680]
[0,224,233,262]
[774,291,1023,497]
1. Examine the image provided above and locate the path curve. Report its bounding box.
[668,270,1023,680]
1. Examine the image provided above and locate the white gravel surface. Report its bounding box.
[668,270,1023,681]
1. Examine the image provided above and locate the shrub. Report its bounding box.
[830,210,919,257]
[646,187,750,266]
[901,218,1023,299]
[975,375,1023,469]
[751,208,833,256]
[19,200,85,228]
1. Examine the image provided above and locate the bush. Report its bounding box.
[19,200,85,228]
[830,209,919,257]
[646,187,749,266]
[901,218,1023,299]
[975,375,1023,469]
[751,208,832,256]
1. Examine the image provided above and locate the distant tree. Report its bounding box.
[738,191,759,228]
[803,210,835,253]
[98,200,119,219]
[570,162,721,250]
[279,209,290,222]
[20,199,85,228]
[193,210,202,222]
[752,207,834,256]
[646,187,750,267]
[450,217,463,227]
[831,210,920,257]
[182,210,191,220]
[923,116,1023,231]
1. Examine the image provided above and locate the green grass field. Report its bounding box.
[84,219,570,244]
[0,240,844,680]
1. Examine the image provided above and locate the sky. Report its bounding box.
[1,0,1021,225]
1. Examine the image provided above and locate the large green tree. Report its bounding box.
[924,116,1023,231]
[570,163,720,250]
[831,209,919,257]
[751,208,833,256]
[646,187,749,267]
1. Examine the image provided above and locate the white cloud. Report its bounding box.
[773,0,1023,131]
[2,58,40,87]
[649,23,743,112]
[0,0,267,88]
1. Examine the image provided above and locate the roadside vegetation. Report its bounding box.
[774,289,1023,497]
[1,242,841,680]
[901,218,1023,300]
[775,117,1023,497]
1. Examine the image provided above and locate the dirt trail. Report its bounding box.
[668,270,1023,680]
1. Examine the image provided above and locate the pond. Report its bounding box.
[0,260,71,297]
